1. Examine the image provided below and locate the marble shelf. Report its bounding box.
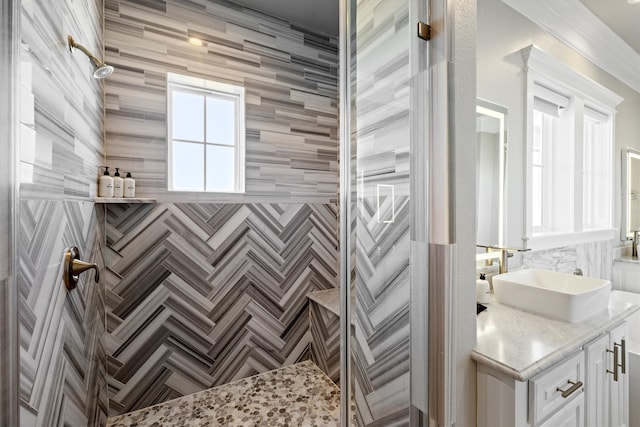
[94,197,156,203]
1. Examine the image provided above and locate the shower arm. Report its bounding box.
[67,35,106,67]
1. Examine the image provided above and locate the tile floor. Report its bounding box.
[106,360,341,426]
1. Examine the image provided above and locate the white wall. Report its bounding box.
[477,0,640,250]
[454,0,478,425]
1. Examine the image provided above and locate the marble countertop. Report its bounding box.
[614,255,640,264]
[472,290,639,381]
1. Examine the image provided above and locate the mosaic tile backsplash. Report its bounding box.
[18,201,106,426]
[520,239,615,280]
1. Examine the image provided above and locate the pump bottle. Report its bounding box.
[113,168,123,198]
[124,172,136,198]
[476,273,490,304]
[98,167,114,198]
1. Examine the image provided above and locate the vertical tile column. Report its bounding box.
[0,0,20,424]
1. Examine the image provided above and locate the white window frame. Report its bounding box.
[521,45,623,250]
[167,72,245,193]
[582,107,612,231]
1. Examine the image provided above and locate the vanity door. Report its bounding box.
[585,334,609,426]
[586,321,630,427]
[608,322,629,427]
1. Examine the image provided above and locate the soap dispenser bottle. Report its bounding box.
[123,172,135,198]
[476,273,490,304]
[113,168,123,198]
[98,167,114,198]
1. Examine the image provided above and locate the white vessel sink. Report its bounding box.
[492,269,611,323]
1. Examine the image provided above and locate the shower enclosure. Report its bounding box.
[1,0,476,425]
[340,0,466,424]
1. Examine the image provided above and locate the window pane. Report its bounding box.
[583,118,610,229]
[172,91,204,141]
[206,97,235,145]
[532,165,543,228]
[206,145,235,192]
[172,141,204,191]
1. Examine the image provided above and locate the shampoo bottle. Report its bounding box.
[124,172,136,198]
[98,167,114,198]
[113,168,123,198]
[476,273,490,304]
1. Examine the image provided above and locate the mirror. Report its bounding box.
[476,99,507,247]
[622,148,640,240]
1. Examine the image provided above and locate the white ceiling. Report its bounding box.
[228,0,638,54]
[230,0,339,36]
[580,0,640,54]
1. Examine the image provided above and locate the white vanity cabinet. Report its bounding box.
[476,320,630,427]
[477,350,586,427]
[585,322,629,427]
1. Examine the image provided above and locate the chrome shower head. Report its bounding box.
[67,35,114,79]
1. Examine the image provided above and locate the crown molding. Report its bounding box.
[521,45,625,110]
[503,0,640,94]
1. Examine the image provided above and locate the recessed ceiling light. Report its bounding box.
[188,37,204,46]
[627,0,640,4]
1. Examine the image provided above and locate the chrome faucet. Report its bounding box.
[573,268,583,276]
[476,245,531,274]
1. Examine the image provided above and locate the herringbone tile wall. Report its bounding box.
[104,202,338,416]
[102,1,341,417]
[18,201,107,426]
[309,301,340,384]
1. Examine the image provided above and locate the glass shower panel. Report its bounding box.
[343,0,431,424]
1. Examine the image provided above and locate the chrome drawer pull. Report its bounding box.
[556,380,583,398]
[607,345,619,382]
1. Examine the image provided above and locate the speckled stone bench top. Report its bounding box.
[106,360,341,426]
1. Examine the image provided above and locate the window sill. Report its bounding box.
[529,228,617,251]
[167,190,245,195]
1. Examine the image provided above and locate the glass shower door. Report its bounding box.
[340,0,437,424]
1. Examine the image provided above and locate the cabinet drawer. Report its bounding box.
[529,351,585,425]
[538,393,585,427]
